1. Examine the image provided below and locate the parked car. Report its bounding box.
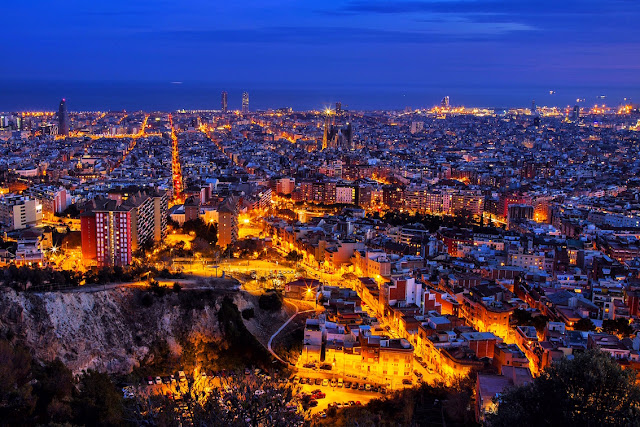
[147,377,153,385]
[365,384,371,391]
[155,376,162,385]
[330,379,337,387]
[352,382,359,389]
[358,384,365,391]
[344,381,352,388]
[315,378,322,385]
[322,379,329,386]
[337,378,344,387]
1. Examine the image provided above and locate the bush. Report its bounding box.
[140,293,154,307]
[241,308,255,320]
[173,282,182,292]
[149,280,167,297]
[258,292,282,311]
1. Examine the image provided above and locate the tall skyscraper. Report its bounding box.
[441,96,450,108]
[336,102,342,114]
[221,91,228,113]
[58,98,69,136]
[242,92,249,114]
[531,100,536,113]
[573,105,580,122]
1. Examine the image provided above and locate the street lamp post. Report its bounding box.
[332,355,336,389]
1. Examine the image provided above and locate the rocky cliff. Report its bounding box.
[0,287,251,375]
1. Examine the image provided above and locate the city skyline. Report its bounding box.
[1,84,637,114]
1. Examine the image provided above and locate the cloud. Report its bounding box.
[155,24,531,46]
[337,0,634,16]
[317,0,640,42]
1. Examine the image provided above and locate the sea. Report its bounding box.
[0,80,638,112]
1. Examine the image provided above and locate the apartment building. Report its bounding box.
[0,194,43,231]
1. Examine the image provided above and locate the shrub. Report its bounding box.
[258,292,282,311]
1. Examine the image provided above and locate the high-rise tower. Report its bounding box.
[572,105,580,122]
[58,98,69,136]
[242,92,249,114]
[322,108,333,150]
[221,91,228,113]
[441,96,450,108]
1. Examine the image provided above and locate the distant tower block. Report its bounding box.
[58,98,69,136]
[221,91,228,113]
[531,100,536,113]
[441,96,450,108]
[242,92,249,114]
[336,102,342,114]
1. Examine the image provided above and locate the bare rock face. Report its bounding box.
[0,287,225,375]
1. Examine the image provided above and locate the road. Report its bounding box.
[267,300,315,365]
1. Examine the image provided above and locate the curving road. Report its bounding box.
[267,300,315,365]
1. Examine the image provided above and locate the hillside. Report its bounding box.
[0,286,270,375]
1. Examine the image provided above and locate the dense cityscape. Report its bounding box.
[1,92,640,425]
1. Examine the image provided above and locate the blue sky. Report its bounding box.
[3,0,640,88]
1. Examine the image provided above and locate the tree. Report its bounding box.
[72,370,123,426]
[512,308,533,325]
[242,308,255,320]
[183,218,218,245]
[127,371,303,426]
[488,350,640,426]
[0,341,36,422]
[33,359,74,423]
[602,318,634,337]
[258,292,283,311]
[285,250,302,262]
[573,317,596,331]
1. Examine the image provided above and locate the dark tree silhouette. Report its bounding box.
[488,350,640,427]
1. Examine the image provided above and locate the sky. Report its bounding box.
[2,0,640,108]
